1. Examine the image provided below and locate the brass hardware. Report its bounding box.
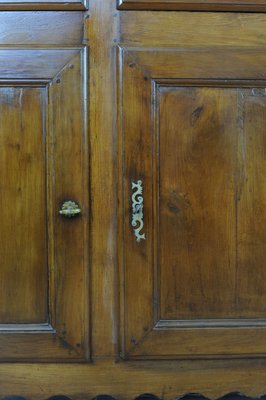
[131,180,146,242]
[59,200,81,218]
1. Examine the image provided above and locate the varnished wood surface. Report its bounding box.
[87,0,119,358]
[49,49,89,361]
[119,47,266,358]
[121,12,266,48]
[0,12,84,45]
[1,360,266,399]
[1,2,266,399]
[0,49,80,79]
[118,0,266,11]
[0,49,89,361]
[0,87,47,324]
[237,89,266,317]
[159,86,237,320]
[158,86,266,321]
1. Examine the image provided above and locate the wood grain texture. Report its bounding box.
[0,86,47,324]
[119,47,266,359]
[51,50,90,361]
[0,12,84,45]
[118,0,266,11]
[118,46,154,358]
[158,86,237,320]
[121,12,266,48]
[1,360,266,399]
[87,0,120,357]
[2,3,266,400]
[0,49,89,361]
[237,89,266,317]
[158,86,266,321]
[0,49,80,79]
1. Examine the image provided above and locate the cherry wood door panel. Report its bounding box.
[0,48,89,361]
[118,47,266,359]
[117,0,266,11]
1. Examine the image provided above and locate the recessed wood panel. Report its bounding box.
[0,86,47,324]
[158,86,266,321]
[118,0,266,11]
[159,87,237,320]
[119,47,266,359]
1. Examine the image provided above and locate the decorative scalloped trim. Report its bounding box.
[2,393,266,400]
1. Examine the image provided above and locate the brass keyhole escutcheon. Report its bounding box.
[59,200,81,218]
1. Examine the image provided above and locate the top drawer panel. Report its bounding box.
[118,0,266,11]
[0,0,87,11]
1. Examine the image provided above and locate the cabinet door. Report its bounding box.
[0,48,89,361]
[119,47,266,359]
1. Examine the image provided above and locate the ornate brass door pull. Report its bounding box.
[59,200,81,218]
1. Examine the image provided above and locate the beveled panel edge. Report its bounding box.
[0,48,81,80]
[0,323,55,333]
[0,79,49,85]
[117,0,266,11]
[156,319,266,329]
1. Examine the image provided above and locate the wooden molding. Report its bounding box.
[0,0,87,11]
[117,0,266,11]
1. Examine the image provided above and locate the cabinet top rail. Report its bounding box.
[118,0,266,12]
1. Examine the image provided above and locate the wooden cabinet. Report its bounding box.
[1,1,266,399]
